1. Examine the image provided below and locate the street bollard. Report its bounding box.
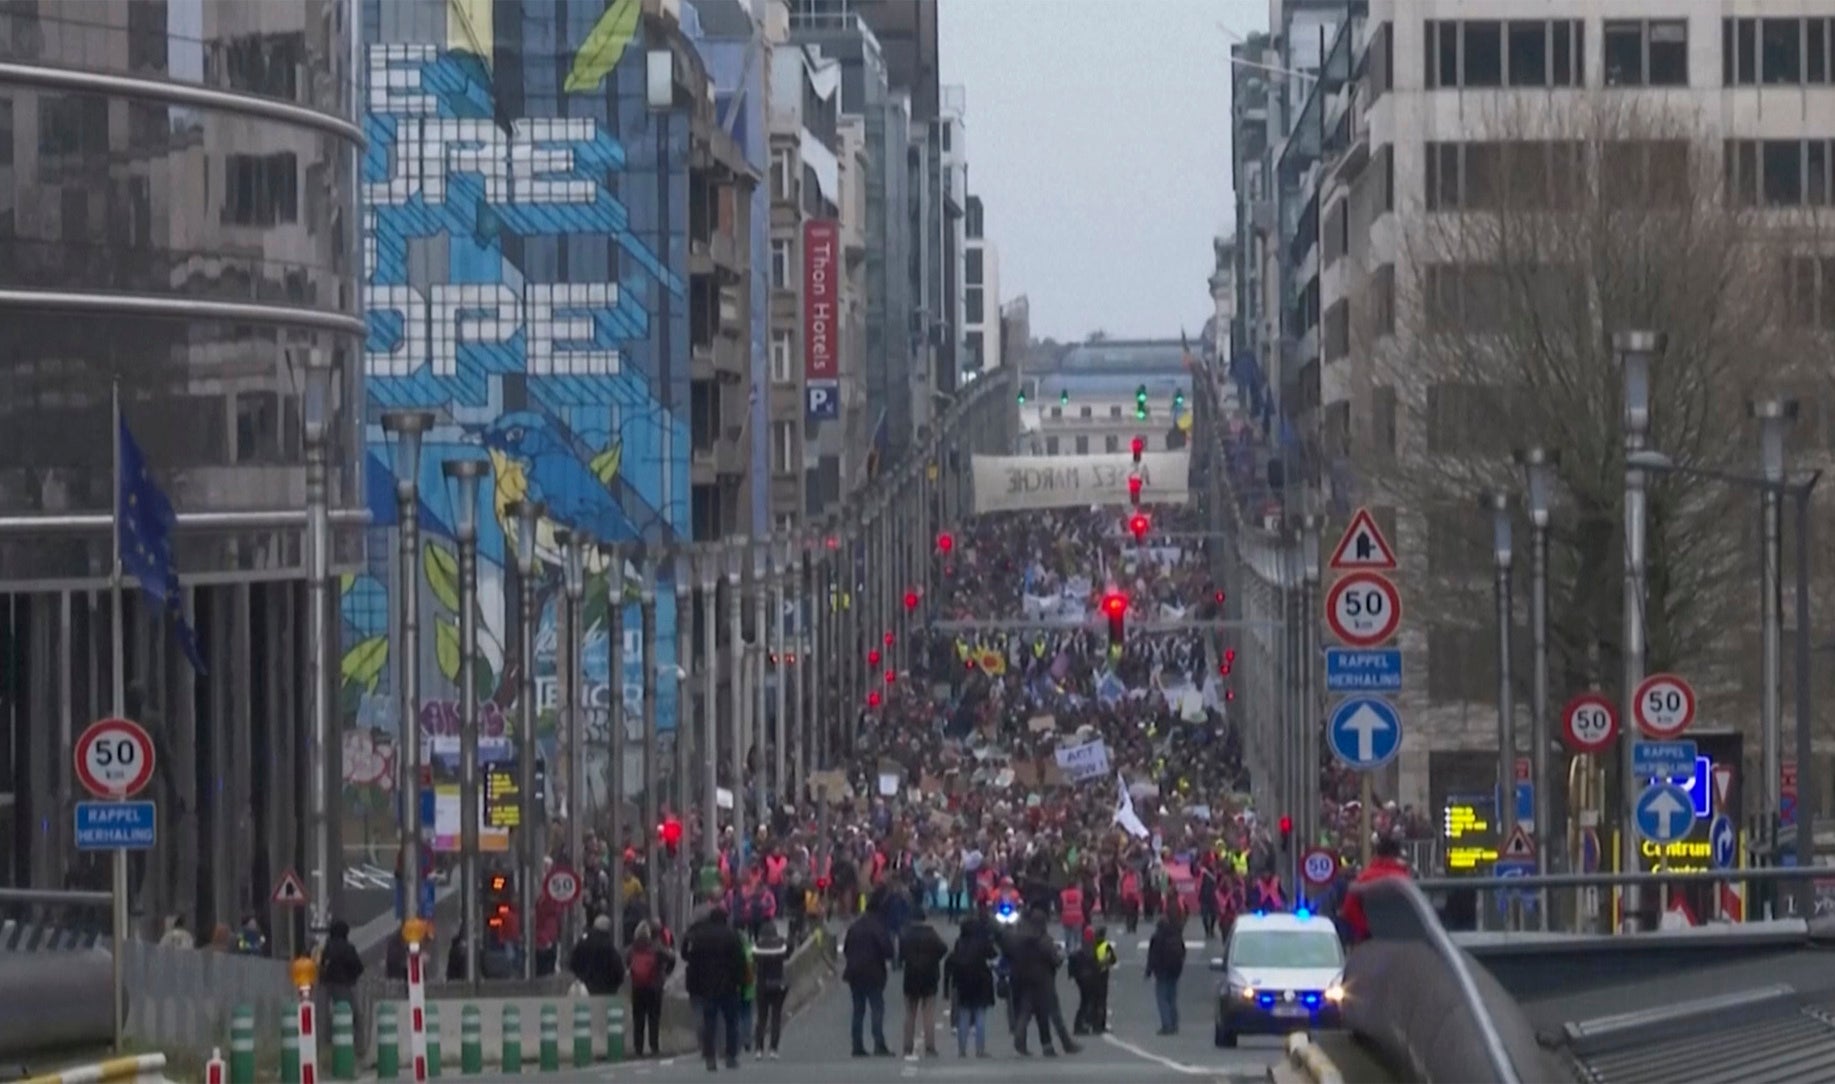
[376,1003,401,1080]
[461,1004,483,1075]
[280,1009,301,1084]
[501,1005,523,1075]
[571,1001,592,1068]
[605,1004,624,1062]
[538,1005,560,1073]
[331,1001,357,1081]
[426,1014,443,1078]
[205,1046,226,1084]
[230,1005,257,1084]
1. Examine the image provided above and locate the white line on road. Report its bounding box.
[1100,1032,1214,1077]
[1134,939,1211,951]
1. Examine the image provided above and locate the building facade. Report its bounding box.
[963,194,1000,378]
[0,0,366,932]
[1020,340,1194,458]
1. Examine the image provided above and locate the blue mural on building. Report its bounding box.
[343,0,688,824]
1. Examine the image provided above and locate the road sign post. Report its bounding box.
[543,865,582,908]
[1635,782,1694,843]
[1300,848,1338,889]
[1561,693,1619,754]
[1328,509,1398,571]
[73,716,155,1056]
[1633,673,1696,738]
[1327,696,1402,770]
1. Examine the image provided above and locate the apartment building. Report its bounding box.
[1236,0,1835,818]
[963,195,1001,377]
[1021,340,1194,458]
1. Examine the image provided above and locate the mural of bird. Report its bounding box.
[475,410,639,571]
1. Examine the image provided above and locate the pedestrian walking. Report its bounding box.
[842,893,896,1057]
[1146,906,1186,1035]
[683,906,747,1071]
[752,921,789,1059]
[944,908,997,1058]
[898,908,947,1060]
[625,922,675,1058]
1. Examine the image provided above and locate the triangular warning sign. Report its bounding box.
[1502,825,1536,860]
[1713,764,1734,809]
[1329,508,1398,571]
[272,868,308,907]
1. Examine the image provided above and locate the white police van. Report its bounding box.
[1211,911,1346,1048]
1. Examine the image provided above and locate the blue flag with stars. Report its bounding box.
[117,416,207,674]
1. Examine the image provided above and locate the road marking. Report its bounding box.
[1134,939,1210,951]
[1100,1032,1213,1076]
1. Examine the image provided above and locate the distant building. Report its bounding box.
[963,195,1000,378]
[1020,340,1193,457]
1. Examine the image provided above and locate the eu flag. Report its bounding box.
[117,417,207,674]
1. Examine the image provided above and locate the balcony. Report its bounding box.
[716,425,747,479]
[710,229,740,274]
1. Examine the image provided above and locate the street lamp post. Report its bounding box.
[773,536,790,817]
[381,410,434,925]
[1517,447,1558,929]
[752,538,770,835]
[602,542,626,946]
[673,548,694,833]
[1297,514,1320,857]
[1614,329,1664,932]
[699,548,720,867]
[557,529,587,947]
[1752,399,1797,849]
[1484,491,1518,930]
[441,459,486,987]
[508,499,542,977]
[302,354,335,943]
[725,538,748,849]
[639,559,659,897]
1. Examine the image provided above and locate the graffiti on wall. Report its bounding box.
[342,0,685,821]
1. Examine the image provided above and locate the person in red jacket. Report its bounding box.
[1341,838,1412,943]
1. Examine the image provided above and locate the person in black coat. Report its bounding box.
[682,907,748,1071]
[1145,911,1187,1035]
[842,901,897,1057]
[944,911,998,1057]
[751,921,790,1058]
[1006,906,1080,1056]
[897,910,948,1058]
[567,915,626,996]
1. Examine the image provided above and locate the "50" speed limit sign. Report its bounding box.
[1325,572,1402,648]
[1561,692,1618,753]
[74,716,156,799]
[1633,673,1696,738]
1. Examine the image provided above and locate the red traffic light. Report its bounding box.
[883,631,895,647]
[1224,648,1236,663]
[1101,591,1129,619]
[884,669,897,685]
[936,531,954,554]
[1128,513,1150,542]
[1224,687,1235,702]
[1130,436,1145,459]
[1127,474,1143,504]
[867,690,882,708]
[867,648,882,669]
[1279,815,1293,837]
[658,817,683,848]
[1218,661,1232,676]
[1214,590,1226,604]
[965,656,978,670]
[825,535,839,550]
[903,589,920,611]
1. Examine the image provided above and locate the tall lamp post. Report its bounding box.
[699,549,719,866]
[752,537,770,835]
[1752,399,1797,851]
[381,409,434,924]
[773,536,790,815]
[1517,447,1557,929]
[1614,330,1664,931]
[1483,490,1517,930]
[508,499,543,977]
[1297,514,1320,855]
[640,557,659,894]
[725,538,748,848]
[441,459,486,987]
[556,528,587,947]
[602,541,626,946]
[302,353,335,942]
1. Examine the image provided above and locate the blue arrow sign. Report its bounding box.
[1327,696,1402,770]
[1632,741,1697,779]
[1710,814,1736,870]
[1324,649,1403,693]
[1495,860,1537,912]
[74,801,156,850]
[1635,783,1694,843]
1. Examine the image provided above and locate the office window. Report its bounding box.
[1463,21,1502,86]
[1424,265,1506,334]
[770,239,790,289]
[966,286,984,324]
[1765,140,1804,206]
[1762,18,1802,84]
[1370,385,1397,459]
[773,421,796,473]
[965,247,984,285]
[771,330,794,384]
[1045,436,1060,455]
[1110,405,1123,419]
[1551,20,1583,87]
[1075,436,1089,455]
[1080,405,1092,419]
[1507,21,1547,87]
[1429,19,1579,88]
[1728,139,1830,208]
[1323,299,1350,362]
[770,149,793,200]
[965,330,984,369]
[1426,382,1506,454]
[1105,435,1119,453]
[1050,406,1062,420]
[1602,141,1690,209]
[1370,264,1396,338]
[1605,20,1688,87]
[1730,17,1835,86]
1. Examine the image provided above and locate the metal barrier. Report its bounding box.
[1414,865,1835,933]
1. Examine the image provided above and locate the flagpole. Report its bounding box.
[108,378,128,1053]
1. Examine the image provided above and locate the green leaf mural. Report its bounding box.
[563,0,641,94]
[582,571,609,634]
[436,616,462,684]
[424,543,461,612]
[341,635,389,692]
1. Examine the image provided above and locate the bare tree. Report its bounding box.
[1356,96,1815,697]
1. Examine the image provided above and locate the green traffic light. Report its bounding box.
[1060,390,1069,406]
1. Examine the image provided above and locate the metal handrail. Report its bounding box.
[0,507,371,536]
[1357,876,1524,1084]
[1415,865,1835,892]
[0,889,112,907]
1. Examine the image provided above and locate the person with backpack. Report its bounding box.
[943,907,997,1058]
[752,921,790,1059]
[625,922,676,1059]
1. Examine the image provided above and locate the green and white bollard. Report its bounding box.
[426,1013,444,1078]
[538,1005,560,1073]
[501,1005,523,1075]
[571,1001,592,1068]
[605,1003,625,1062]
[229,1005,257,1084]
[461,1004,483,1075]
[331,1001,357,1081]
[279,1009,300,1084]
[375,1003,401,1080]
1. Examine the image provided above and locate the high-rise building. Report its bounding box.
[963,195,1001,379]
[0,0,364,922]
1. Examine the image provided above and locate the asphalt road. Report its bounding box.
[434,931,1280,1084]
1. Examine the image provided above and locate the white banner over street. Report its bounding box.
[972,451,1192,514]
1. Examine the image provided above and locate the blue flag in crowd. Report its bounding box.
[117,416,208,674]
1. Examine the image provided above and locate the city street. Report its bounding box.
[429,935,1278,1083]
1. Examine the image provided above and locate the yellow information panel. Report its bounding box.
[484,769,522,829]
[1442,795,1499,872]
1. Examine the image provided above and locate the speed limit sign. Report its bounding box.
[1561,693,1619,753]
[73,716,156,799]
[1301,847,1339,887]
[544,865,582,906]
[1325,571,1402,648]
[1633,673,1695,738]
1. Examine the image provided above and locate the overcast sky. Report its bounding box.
[940,0,1251,343]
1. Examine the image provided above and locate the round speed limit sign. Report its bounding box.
[1325,571,1402,648]
[543,865,582,906]
[1561,692,1619,753]
[73,716,156,799]
[1301,847,1339,887]
[1633,673,1696,738]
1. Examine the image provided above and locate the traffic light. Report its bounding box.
[1060,389,1070,407]
[658,816,683,856]
[883,630,895,647]
[1017,387,1027,405]
[1218,659,1232,677]
[1279,815,1293,851]
[1214,590,1226,605]
[1224,686,1236,702]
[903,589,920,612]
[1224,648,1236,664]
[1127,513,1150,544]
[1127,473,1142,506]
[867,690,882,709]
[1130,436,1145,463]
[1135,384,1149,420]
[1173,389,1185,411]
[1101,590,1129,649]
[936,531,954,556]
[884,669,897,685]
[867,647,882,669]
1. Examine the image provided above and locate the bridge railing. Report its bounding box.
[1413,864,1835,934]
